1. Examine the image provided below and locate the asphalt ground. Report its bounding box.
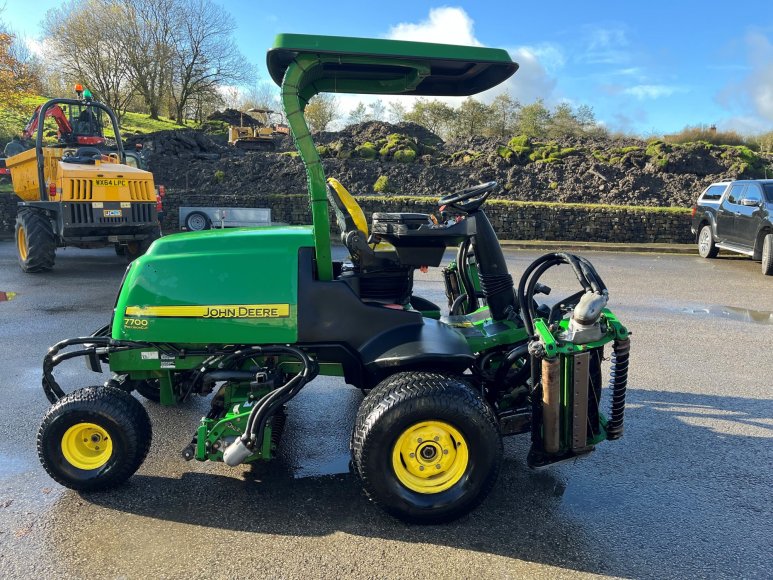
[0,240,771,579]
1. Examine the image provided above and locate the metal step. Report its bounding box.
[716,242,754,256]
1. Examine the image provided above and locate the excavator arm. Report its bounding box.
[23,104,73,141]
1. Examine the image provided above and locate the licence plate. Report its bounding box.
[104,209,122,217]
[94,179,127,187]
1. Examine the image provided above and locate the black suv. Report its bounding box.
[691,179,773,275]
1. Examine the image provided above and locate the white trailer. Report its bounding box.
[179,207,273,231]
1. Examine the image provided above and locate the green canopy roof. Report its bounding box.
[267,33,518,97]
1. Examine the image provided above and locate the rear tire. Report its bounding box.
[125,228,160,262]
[762,233,773,276]
[15,210,56,272]
[698,225,718,259]
[352,372,502,523]
[37,386,152,491]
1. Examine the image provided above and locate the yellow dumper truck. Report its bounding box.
[6,87,161,272]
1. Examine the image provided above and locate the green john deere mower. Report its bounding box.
[36,34,630,523]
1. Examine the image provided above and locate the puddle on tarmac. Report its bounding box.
[681,305,773,325]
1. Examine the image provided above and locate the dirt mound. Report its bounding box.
[128,129,224,159]
[138,122,773,208]
[207,109,260,127]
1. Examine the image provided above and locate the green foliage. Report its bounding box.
[507,135,531,149]
[354,142,378,159]
[451,97,490,139]
[213,169,225,183]
[497,135,532,163]
[115,112,186,136]
[376,133,419,161]
[315,144,330,157]
[516,100,551,138]
[528,143,578,163]
[373,175,391,193]
[393,149,417,163]
[549,181,558,190]
[645,140,672,168]
[404,98,456,139]
[720,145,769,177]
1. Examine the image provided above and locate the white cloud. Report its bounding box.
[387,7,480,46]
[579,25,630,65]
[715,30,773,127]
[745,31,773,121]
[622,84,685,100]
[385,7,558,106]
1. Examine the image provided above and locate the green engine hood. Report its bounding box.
[112,227,314,344]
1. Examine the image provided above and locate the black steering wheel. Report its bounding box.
[438,181,497,207]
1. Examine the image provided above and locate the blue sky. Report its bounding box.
[5,1,773,135]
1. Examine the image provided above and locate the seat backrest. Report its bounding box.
[326,177,368,236]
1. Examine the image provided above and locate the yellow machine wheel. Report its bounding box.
[391,421,469,494]
[352,372,502,524]
[16,224,28,260]
[61,423,113,470]
[15,210,56,273]
[38,386,152,491]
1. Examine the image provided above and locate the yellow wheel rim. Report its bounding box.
[17,225,27,261]
[61,423,113,470]
[391,421,469,494]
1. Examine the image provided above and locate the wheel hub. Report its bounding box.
[17,225,27,261]
[61,422,113,470]
[392,421,469,494]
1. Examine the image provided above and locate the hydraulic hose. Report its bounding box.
[517,252,607,336]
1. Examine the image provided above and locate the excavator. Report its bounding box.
[227,108,289,150]
[5,85,162,272]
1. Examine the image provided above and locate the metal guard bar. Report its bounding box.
[280,54,429,281]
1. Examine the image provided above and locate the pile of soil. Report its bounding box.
[139,120,773,208]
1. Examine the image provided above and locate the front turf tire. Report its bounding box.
[352,372,502,524]
[762,233,773,276]
[15,210,56,272]
[38,386,152,491]
[698,225,718,259]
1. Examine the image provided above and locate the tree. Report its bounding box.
[0,31,39,114]
[241,82,280,112]
[368,99,386,121]
[547,102,578,139]
[42,0,135,119]
[118,0,175,120]
[304,94,339,132]
[452,97,490,138]
[515,99,551,138]
[168,0,255,124]
[347,102,368,125]
[404,98,456,138]
[387,101,407,124]
[488,93,520,139]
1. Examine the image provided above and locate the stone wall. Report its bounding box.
[0,189,694,244]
